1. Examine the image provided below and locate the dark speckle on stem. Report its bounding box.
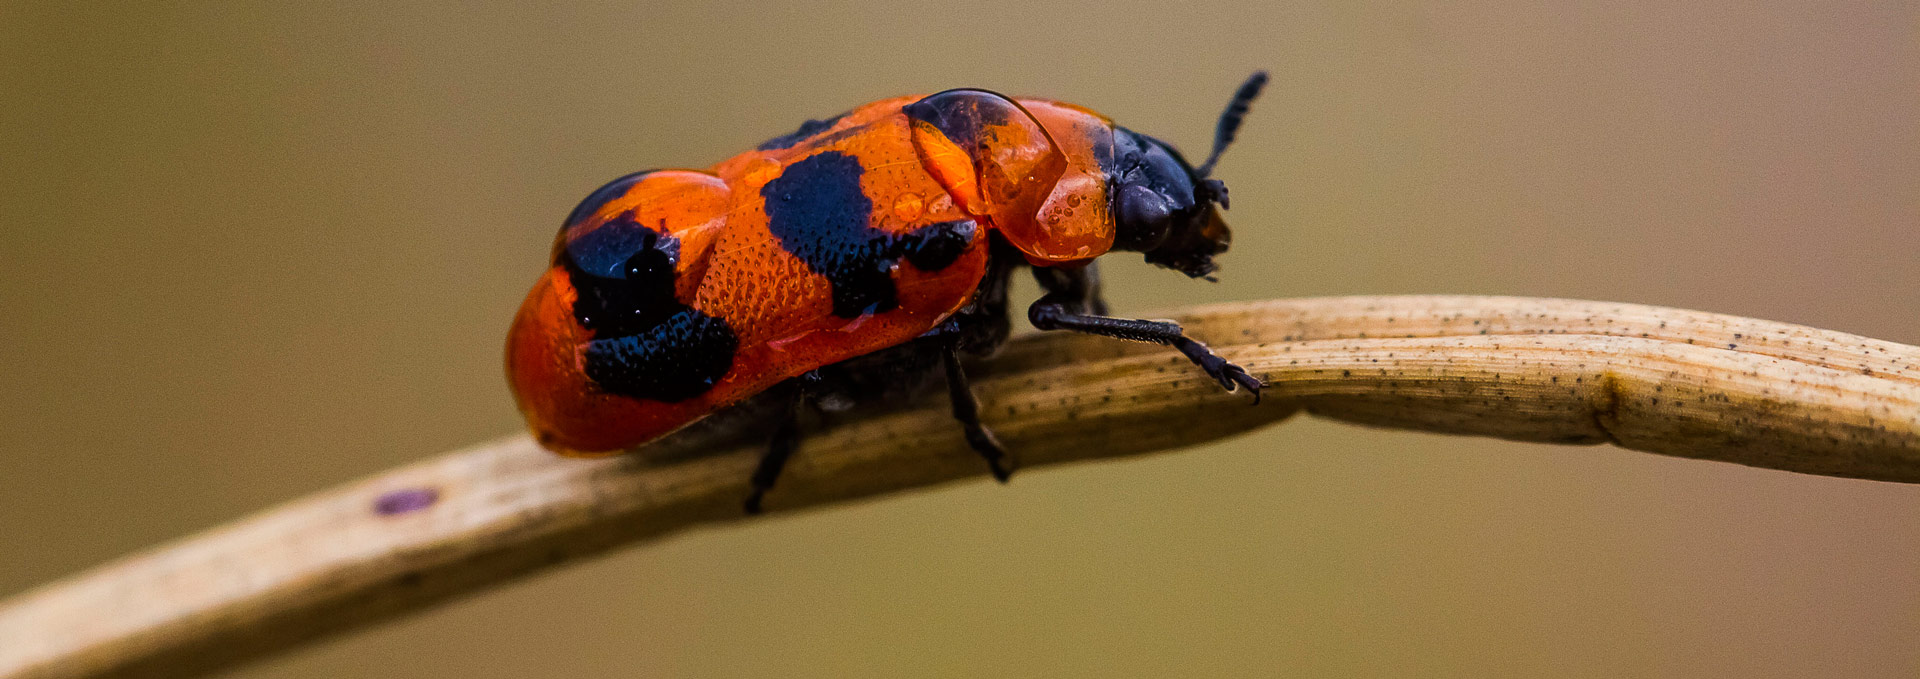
[374,487,440,516]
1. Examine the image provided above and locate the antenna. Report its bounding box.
[1194,71,1269,179]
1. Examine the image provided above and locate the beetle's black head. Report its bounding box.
[1109,131,1230,278]
[1109,71,1267,279]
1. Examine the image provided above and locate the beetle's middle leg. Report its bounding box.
[744,372,819,514]
[937,334,1013,481]
[919,254,1018,480]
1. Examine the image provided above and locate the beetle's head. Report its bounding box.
[1110,71,1267,279]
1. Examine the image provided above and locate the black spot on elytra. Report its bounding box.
[564,170,657,229]
[759,152,978,318]
[566,211,683,336]
[583,309,737,401]
[756,110,852,151]
[903,219,975,271]
[563,212,737,402]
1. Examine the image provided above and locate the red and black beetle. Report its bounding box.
[507,72,1269,511]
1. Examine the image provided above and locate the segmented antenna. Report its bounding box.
[1195,71,1269,178]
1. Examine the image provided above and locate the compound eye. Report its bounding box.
[1118,184,1173,233]
[1115,184,1176,253]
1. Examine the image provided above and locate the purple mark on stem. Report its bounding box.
[374,487,439,516]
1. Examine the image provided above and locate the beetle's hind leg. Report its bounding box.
[1028,266,1264,401]
[744,372,819,514]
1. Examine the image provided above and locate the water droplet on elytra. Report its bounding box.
[892,193,924,221]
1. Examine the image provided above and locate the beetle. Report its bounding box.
[507,72,1269,512]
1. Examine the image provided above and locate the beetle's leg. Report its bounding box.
[941,340,1015,481]
[1028,267,1263,402]
[1028,303,1264,401]
[744,372,819,514]
[1031,263,1108,316]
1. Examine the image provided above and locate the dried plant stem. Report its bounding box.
[2,295,1916,679]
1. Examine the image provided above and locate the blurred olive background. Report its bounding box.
[4,2,1918,677]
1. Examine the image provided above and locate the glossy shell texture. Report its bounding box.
[508,92,1122,455]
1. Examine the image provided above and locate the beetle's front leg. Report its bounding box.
[1028,267,1263,401]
